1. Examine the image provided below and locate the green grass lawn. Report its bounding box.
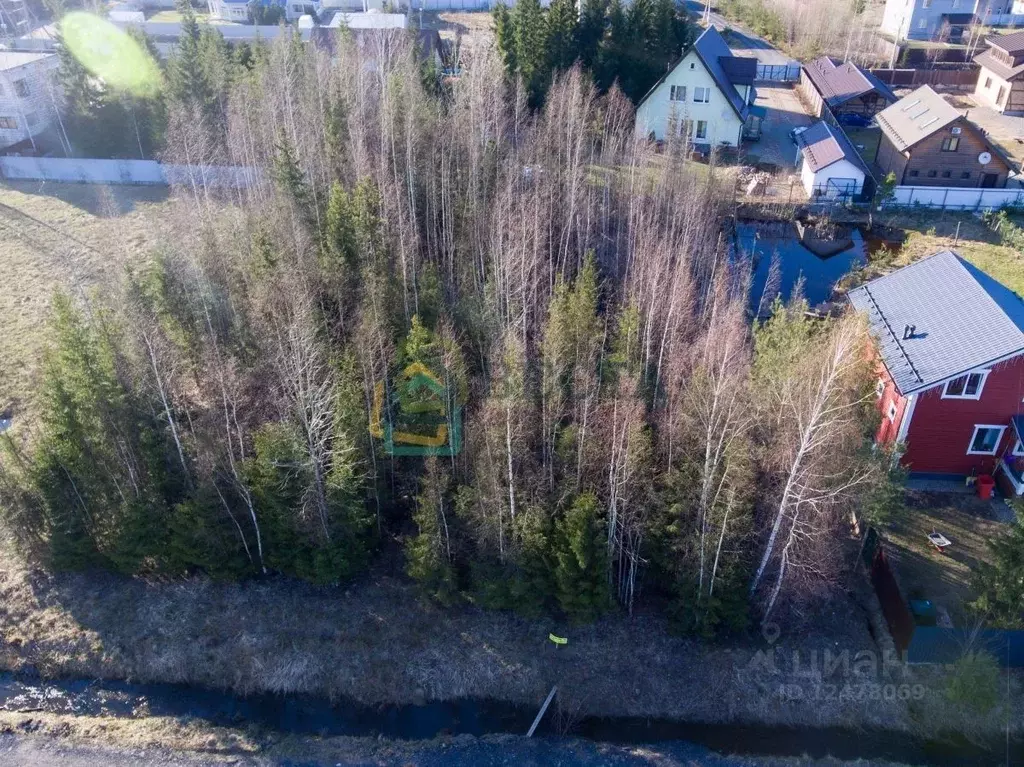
[871,208,1024,296]
[843,126,881,165]
[885,490,1006,624]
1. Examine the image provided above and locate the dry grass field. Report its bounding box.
[0,182,184,423]
[0,542,1019,741]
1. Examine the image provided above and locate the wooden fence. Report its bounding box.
[870,67,979,91]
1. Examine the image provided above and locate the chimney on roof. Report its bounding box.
[903,324,916,340]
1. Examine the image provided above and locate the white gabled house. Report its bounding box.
[634,26,763,148]
[794,121,869,201]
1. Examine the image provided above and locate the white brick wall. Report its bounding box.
[0,54,61,151]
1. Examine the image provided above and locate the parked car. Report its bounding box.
[837,113,873,128]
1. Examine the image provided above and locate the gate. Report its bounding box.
[755,62,801,83]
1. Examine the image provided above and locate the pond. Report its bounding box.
[736,221,880,316]
[0,672,1014,766]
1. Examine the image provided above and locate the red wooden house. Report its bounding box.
[848,250,1024,494]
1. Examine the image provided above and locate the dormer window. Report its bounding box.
[942,371,989,400]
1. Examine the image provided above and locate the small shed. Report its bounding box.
[795,121,867,201]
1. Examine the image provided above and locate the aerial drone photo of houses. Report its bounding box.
[0,0,1022,764]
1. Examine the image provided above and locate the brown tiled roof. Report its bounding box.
[795,121,845,171]
[802,56,896,108]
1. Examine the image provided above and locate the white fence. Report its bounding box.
[0,156,258,188]
[884,185,1024,211]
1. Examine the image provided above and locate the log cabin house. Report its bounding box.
[874,85,1014,188]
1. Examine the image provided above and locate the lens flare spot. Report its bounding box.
[61,12,162,96]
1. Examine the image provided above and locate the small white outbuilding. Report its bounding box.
[795,121,866,201]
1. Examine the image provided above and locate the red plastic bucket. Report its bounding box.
[976,474,995,500]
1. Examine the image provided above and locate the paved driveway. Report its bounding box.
[955,98,1024,169]
[746,83,814,168]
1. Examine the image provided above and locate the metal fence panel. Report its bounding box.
[755,63,801,83]
[886,185,1024,211]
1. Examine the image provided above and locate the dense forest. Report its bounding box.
[0,12,895,635]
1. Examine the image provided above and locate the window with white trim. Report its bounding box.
[695,120,708,139]
[942,371,988,400]
[967,425,1006,455]
[0,116,16,130]
[887,400,897,423]
[670,85,686,102]
[694,87,710,103]
[1013,438,1024,457]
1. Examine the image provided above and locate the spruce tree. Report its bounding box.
[492,4,519,78]
[546,0,581,73]
[553,492,611,622]
[512,0,550,103]
[971,504,1024,628]
[406,458,458,603]
[578,0,609,71]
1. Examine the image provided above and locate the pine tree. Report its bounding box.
[553,492,611,622]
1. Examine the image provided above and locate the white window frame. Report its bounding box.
[1013,438,1024,457]
[887,400,898,423]
[695,120,708,140]
[941,370,989,400]
[0,116,16,130]
[694,87,710,104]
[967,424,1006,455]
[670,85,686,102]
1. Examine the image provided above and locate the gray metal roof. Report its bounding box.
[693,26,751,121]
[0,51,54,71]
[796,121,846,172]
[974,48,1024,81]
[875,85,961,152]
[719,55,756,86]
[802,56,896,109]
[988,29,1024,55]
[848,250,1024,395]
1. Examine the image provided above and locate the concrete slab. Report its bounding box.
[948,95,1024,176]
[745,83,813,168]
